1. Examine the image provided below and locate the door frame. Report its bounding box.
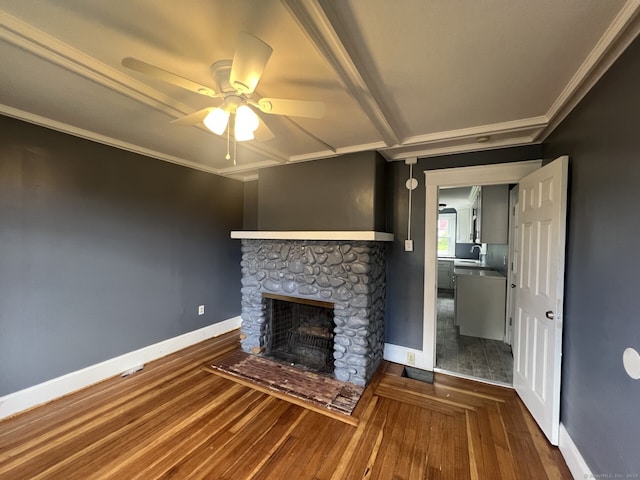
[422,160,542,371]
[505,185,520,346]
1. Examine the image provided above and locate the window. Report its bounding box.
[437,213,456,257]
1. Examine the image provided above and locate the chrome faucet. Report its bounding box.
[470,245,481,253]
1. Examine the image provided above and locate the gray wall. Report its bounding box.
[0,116,244,396]
[257,151,387,231]
[384,146,542,348]
[243,180,258,230]
[542,36,640,475]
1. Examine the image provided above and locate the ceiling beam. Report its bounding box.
[283,0,401,147]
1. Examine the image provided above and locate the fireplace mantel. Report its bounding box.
[230,231,394,241]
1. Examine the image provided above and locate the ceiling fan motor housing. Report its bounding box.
[211,60,234,94]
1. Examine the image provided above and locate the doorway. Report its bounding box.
[421,160,542,373]
[424,158,568,445]
[435,184,514,385]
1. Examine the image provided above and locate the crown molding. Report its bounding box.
[539,0,640,140]
[217,140,388,178]
[385,136,540,161]
[1,102,286,182]
[215,159,282,176]
[379,116,546,160]
[0,12,192,118]
[227,173,259,182]
[0,104,224,176]
[335,141,389,155]
[286,141,388,164]
[400,116,548,146]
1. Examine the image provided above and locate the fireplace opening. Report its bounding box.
[262,293,335,374]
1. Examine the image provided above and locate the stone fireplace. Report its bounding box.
[233,232,393,386]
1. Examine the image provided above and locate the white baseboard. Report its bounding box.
[0,316,241,420]
[383,343,429,370]
[559,422,593,479]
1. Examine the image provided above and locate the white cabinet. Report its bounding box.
[437,260,454,290]
[455,271,506,341]
[474,185,509,244]
[472,191,481,243]
[456,207,473,243]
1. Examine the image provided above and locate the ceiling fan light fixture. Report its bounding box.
[234,125,255,142]
[122,32,320,148]
[203,107,229,135]
[235,104,260,133]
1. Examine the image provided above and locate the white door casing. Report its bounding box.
[513,156,568,446]
[423,160,542,371]
[505,185,520,346]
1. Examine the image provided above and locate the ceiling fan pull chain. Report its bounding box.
[225,125,231,161]
[233,135,237,166]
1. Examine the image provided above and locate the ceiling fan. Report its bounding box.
[121,32,325,149]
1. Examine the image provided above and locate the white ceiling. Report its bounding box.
[1,1,639,181]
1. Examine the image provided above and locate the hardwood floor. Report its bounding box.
[0,331,571,479]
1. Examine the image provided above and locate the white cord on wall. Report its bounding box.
[405,157,418,251]
[408,162,413,240]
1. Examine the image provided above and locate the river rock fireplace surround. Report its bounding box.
[231,231,393,386]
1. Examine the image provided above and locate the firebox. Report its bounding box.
[262,294,334,374]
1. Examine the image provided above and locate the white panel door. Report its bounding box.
[513,156,568,446]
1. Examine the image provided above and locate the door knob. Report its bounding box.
[511,284,516,288]
[545,311,555,320]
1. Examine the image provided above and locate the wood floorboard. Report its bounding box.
[369,398,406,479]
[339,397,392,479]
[128,388,267,480]
[254,411,335,479]
[391,399,421,480]
[162,398,293,479]
[453,411,471,480]
[327,396,379,480]
[0,331,572,479]
[101,386,262,479]
[408,405,433,480]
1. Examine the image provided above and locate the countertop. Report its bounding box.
[453,268,505,278]
[438,257,492,269]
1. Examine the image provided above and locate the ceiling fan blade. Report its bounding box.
[122,57,217,98]
[256,98,325,119]
[229,32,273,95]
[253,118,275,142]
[170,108,215,126]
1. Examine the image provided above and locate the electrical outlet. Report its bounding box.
[198,305,205,315]
[407,352,416,365]
[404,240,414,252]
